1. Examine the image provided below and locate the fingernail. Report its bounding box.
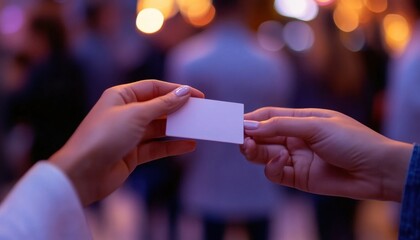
[174,85,190,97]
[244,120,259,130]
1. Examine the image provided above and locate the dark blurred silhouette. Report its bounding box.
[8,11,87,165]
[0,52,33,187]
[166,0,295,239]
[0,47,10,188]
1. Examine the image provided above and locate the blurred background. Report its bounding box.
[1,0,419,239]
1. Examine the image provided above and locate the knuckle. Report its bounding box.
[102,86,134,103]
[103,85,120,96]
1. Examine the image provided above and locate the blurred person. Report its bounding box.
[293,10,372,130]
[289,9,379,240]
[0,80,204,239]
[241,107,418,240]
[8,13,87,165]
[165,0,295,239]
[1,45,35,196]
[73,0,126,108]
[384,0,420,144]
[74,3,197,239]
[2,53,32,95]
[381,0,420,238]
[360,20,390,132]
[122,49,185,239]
[123,13,199,240]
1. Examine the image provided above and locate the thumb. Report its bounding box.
[136,85,192,122]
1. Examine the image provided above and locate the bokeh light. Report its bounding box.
[363,0,387,13]
[135,0,215,31]
[340,0,363,10]
[136,8,165,34]
[0,5,25,35]
[274,0,319,21]
[184,3,215,27]
[186,0,212,19]
[177,0,215,27]
[339,28,366,52]
[283,21,315,52]
[176,0,195,12]
[333,3,360,32]
[137,0,177,20]
[383,14,410,54]
[257,20,285,51]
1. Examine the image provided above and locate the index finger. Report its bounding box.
[245,107,335,121]
[245,116,322,140]
[113,80,205,103]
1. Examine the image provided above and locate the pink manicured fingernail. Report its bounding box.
[174,85,190,97]
[244,120,259,130]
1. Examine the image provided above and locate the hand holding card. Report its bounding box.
[166,98,244,144]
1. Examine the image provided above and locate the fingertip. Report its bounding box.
[241,137,251,151]
[187,140,197,151]
[239,137,250,155]
[192,89,205,99]
[243,137,251,146]
[244,111,256,120]
[242,137,259,161]
[179,140,197,154]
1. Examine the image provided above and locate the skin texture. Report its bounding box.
[49,80,204,206]
[241,107,414,202]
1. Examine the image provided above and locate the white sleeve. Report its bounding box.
[0,161,92,240]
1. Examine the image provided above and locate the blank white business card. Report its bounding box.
[166,98,244,144]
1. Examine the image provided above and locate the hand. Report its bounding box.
[49,80,204,206]
[241,107,413,202]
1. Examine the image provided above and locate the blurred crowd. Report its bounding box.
[1,0,419,239]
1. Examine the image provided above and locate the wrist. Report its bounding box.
[48,149,90,206]
[380,140,413,202]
